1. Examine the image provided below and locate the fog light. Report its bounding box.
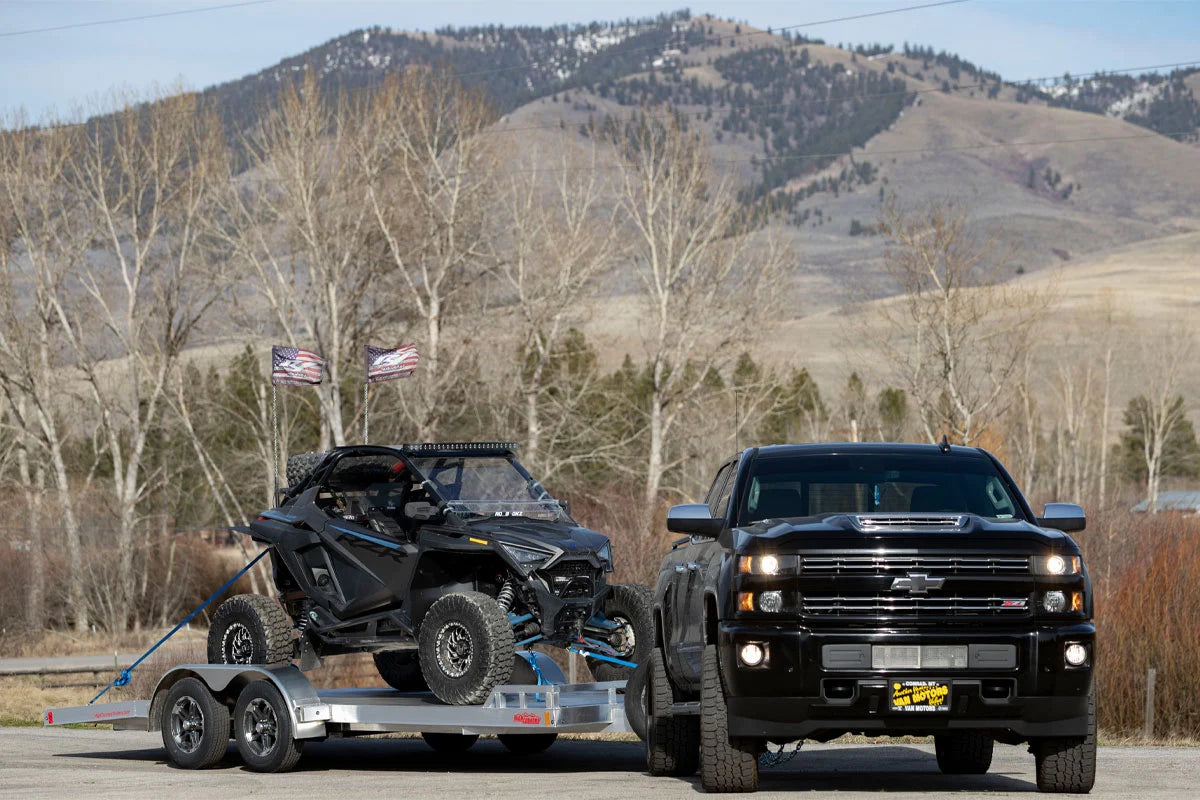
[739,642,766,667]
[1042,590,1066,613]
[758,590,783,613]
[1064,642,1088,667]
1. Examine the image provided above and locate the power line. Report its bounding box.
[0,0,275,39]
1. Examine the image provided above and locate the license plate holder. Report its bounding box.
[890,680,951,712]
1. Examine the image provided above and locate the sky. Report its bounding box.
[2,0,1200,122]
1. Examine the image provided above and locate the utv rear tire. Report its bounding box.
[699,645,759,792]
[588,583,653,683]
[935,732,994,774]
[1033,684,1097,793]
[373,651,428,692]
[646,647,699,777]
[418,591,514,705]
[207,594,293,666]
[286,451,325,488]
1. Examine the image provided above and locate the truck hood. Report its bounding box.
[732,513,1078,555]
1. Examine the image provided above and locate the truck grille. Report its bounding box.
[541,559,601,599]
[800,555,1030,575]
[802,595,1031,617]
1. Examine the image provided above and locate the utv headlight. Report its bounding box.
[597,543,614,573]
[499,543,554,573]
[1032,555,1082,575]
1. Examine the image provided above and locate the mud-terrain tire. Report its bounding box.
[207,594,293,665]
[421,732,479,753]
[1034,684,1097,793]
[286,451,325,488]
[588,583,654,683]
[699,645,760,792]
[373,651,428,692]
[160,677,230,769]
[498,733,558,754]
[624,658,649,741]
[418,591,514,705]
[646,647,699,777]
[935,732,994,774]
[233,680,304,773]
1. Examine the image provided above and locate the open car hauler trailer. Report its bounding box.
[44,653,633,773]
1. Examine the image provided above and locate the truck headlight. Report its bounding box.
[758,590,783,613]
[1042,591,1067,613]
[1033,555,1082,575]
[737,554,781,575]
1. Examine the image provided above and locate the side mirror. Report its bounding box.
[666,503,723,538]
[1038,503,1086,532]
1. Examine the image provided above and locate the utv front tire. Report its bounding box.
[418,591,514,705]
[373,651,428,692]
[589,583,654,683]
[1033,684,1097,793]
[207,594,292,666]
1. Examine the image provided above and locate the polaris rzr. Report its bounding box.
[209,442,651,706]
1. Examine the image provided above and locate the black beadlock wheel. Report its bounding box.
[1034,684,1097,793]
[374,651,428,692]
[421,732,479,753]
[588,583,654,683]
[699,645,760,792]
[233,680,304,773]
[498,733,558,755]
[207,594,293,666]
[646,647,700,777]
[935,732,994,774]
[418,591,514,705]
[160,677,230,770]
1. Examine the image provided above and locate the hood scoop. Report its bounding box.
[853,514,968,532]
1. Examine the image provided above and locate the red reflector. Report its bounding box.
[257,516,268,521]
[46,711,53,724]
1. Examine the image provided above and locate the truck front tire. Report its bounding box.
[699,645,760,792]
[1033,684,1097,793]
[935,732,994,774]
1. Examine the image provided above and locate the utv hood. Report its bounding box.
[462,518,610,556]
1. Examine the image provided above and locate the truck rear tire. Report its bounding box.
[646,647,699,776]
[589,583,653,682]
[374,651,428,692]
[1034,684,1097,793]
[624,659,649,741]
[498,733,557,754]
[418,591,514,705]
[160,677,230,769]
[699,645,759,792]
[207,594,293,666]
[234,680,304,772]
[935,732,994,774]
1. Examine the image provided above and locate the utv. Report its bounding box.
[209,442,651,705]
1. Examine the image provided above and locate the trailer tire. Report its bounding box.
[623,658,649,741]
[418,591,514,705]
[421,732,479,753]
[286,451,325,488]
[207,594,293,666]
[1033,683,1097,793]
[646,647,699,776]
[589,583,653,683]
[935,732,994,774]
[699,645,759,792]
[373,651,428,692]
[233,680,304,773]
[160,677,230,770]
[498,733,557,754]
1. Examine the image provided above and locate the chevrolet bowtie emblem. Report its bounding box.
[891,573,945,595]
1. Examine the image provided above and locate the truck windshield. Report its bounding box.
[738,453,1024,525]
[407,455,564,520]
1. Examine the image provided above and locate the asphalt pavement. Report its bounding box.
[2,727,1197,799]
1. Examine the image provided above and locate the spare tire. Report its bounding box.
[207,594,293,665]
[286,452,326,489]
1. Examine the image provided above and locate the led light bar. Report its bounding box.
[401,442,520,452]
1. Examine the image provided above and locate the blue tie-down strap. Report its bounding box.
[89,547,271,705]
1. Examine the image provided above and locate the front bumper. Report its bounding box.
[717,620,1094,740]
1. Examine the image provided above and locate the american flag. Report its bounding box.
[365,344,419,384]
[271,346,324,386]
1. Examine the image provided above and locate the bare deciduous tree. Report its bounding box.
[1128,324,1196,512]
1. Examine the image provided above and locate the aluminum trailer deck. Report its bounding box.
[44,655,633,772]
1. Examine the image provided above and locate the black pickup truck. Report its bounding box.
[643,443,1095,793]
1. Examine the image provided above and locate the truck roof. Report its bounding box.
[751,442,987,459]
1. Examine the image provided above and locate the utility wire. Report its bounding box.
[0,0,275,39]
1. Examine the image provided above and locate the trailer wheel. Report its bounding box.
[646,647,699,776]
[160,677,230,769]
[1033,683,1097,793]
[699,645,760,792]
[421,732,479,753]
[207,594,293,666]
[233,680,304,773]
[374,651,428,692]
[418,591,514,705]
[498,733,557,754]
[589,583,653,683]
[935,732,994,774]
